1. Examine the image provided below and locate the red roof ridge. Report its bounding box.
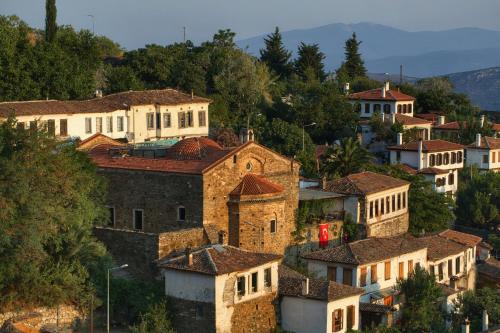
[230,173,284,197]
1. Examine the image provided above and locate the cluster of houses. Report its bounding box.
[1,86,499,333]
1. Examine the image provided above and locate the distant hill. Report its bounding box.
[446,67,500,112]
[237,23,500,76]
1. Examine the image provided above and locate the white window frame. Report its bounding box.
[85,117,92,134]
[133,209,144,230]
[250,271,258,293]
[270,219,277,233]
[117,116,124,132]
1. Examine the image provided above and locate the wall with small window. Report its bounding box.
[465,147,500,172]
[424,149,464,170]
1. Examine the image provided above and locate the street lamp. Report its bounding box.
[302,122,316,151]
[107,264,128,333]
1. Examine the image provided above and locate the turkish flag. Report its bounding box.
[319,223,329,248]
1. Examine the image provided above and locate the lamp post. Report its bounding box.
[107,264,128,333]
[302,122,316,151]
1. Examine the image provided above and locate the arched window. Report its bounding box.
[448,173,454,185]
[177,206,186,221]
[457,151,463,163]
[437,154,443,166]
[397,105,402,113]
[408,104,413,113]
[451,152,457,164]
[429,154,436,167]
[403,104,407,114]
[443,153,450,165]
[383,104,391,114]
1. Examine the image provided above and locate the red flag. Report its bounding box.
[319,223,329,248]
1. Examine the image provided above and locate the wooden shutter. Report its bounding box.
[60,119,67,136]
[385,261,391,280]
[347,305,355,329]
[360,267,367,287]
[398,262,404,279]
[327,266,337,282]
[343,268,352,286]
[408,260,413,275]
[371,264,377,283]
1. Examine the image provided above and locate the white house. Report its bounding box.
[388,138,464,196]
[465,134,500,172]
[348,82,415,119]
[279,265,364,333]
[0,89,210,144]
[159,245,281,333]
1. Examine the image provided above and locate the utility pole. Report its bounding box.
[87,15,95,35]
[400,64,403,85]
[183,26,186,43]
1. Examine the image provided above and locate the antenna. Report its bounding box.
[400,64,403,85]
[183,26,186,43]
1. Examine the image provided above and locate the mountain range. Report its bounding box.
[237,23,500,77]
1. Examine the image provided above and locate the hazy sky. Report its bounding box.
[2,0,500,50]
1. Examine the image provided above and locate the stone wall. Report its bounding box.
[167,297,216,333]
[0,305,80,331]
[229,293,278,333]
[366,212,409,237]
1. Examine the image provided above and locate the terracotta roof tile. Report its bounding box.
[477,258,500,281]
[230,174,284,197]
[467,137,500,150]
[0,89,211,117]
[303,234,425,265]
[348,89,415,102]
[158,245,281,275]
[493,123,500,131]
[359,302,392,313]
[395,114,432,126]
[77,133,125,151]
[324,171,409,196]
[395,163,417,175]
[439,230,482,247]
[417,167,449,175]
[434,121,466,130]
[166,137,223,160]
[417,234,468,261]
[388,139,464,153]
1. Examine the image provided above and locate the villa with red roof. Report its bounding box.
[465,134,500,172]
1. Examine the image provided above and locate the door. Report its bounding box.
[327,266,337,282]
[343,268,353,286]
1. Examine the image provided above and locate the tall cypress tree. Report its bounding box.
[342,32,367,79]
[259,27,292,78]
[45,0,57,42]
[295,42,326,82]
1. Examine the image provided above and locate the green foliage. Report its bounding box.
[0,117,108,310]
[45,0,57,42]
[455,171,500,228]
[295,42,326,82]
[321,137,373,178]
[338,32,367,81]
[104,65,143,94]
[130,300,174,333]
[396,265,446,333]
[342,213,358,242]
[450,287,500,333]
[260,27,293,78]
[294,199,332,241]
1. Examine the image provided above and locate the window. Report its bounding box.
[133,209,143,230]
[107,116,113,133]
[328,266,337,282]
[483,155,489,163]
[117,116,124,132]
[408,104,413,113]
[402,104,407,114]
[430,265,435,277]
[343,268,353,286]
[370,264,378,284]
[178,206,186,221]
[386,197,390,214]
[381,198,385,215]
[163,113,171,128]
[493,152,496,163]
[397,193,401,210]
[438,263,444,281]
[448,259,453,277]
[264,268,271,288]
[198,111,206,127]
[187,111,194,127]
[392,195,396,213]
[146,113,155,129]
[47,119,55,136]
[437,153,443,166]
[96,117,102,133]
[347,305,355,330]
[402,192,406,209]
[332,309,343,332]
[457,151,463,163]
[397,105,402,113]
[398,262,404,279]
[360,267,367,287]
[396,151,401,162]
[384,261,391,280]
[430,154,436,167]
[251,272,258,293]
[17,122,25,130]
[85,118,92,134]
[375,200,379,217]
[29,120,37,132]
[444,153,449,165]
[455,257,461,275]
[451,152,457,164]
[364,103,370,114]
[369,201,374,219]
[383,104,391,114]
[108,207,115,227]
[60,119,68,136]
[178,112,186,128]
[448,173,454,185]
[355,103,361,112]
[270,219,277,233]
[408,260,413,275]
[237,276,246,296]
[374,104,381,112]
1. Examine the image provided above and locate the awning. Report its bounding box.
[369,287,398,300]
[360,302,392,314]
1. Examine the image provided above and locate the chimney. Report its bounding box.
[381,84,386,98]
[344,82,350,95]
[462,318,470,333]
[185,247,193,266]
[95,89,103,98]
[191,89,194,100]
[385,81,390,92]
[396,132,403,145]
[322,175,327,190]
[480,115,485,128]
[437,116,445,126]
[483,310,489,331]
[418,139,423,170]
[301,278,309,296]
[476,133,482,147]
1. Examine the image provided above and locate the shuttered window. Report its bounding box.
[343,268,353,286]
[332,309,343,332]
[371,264,378,284]
[360,267,367,287]
[60,119,68,136]
[398,262,404,279]
[384,261,391,280]
[347,305,355,330]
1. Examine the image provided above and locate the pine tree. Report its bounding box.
[259,27,292,78]
[295,42,326,82]
[45,0,57,42]
[341,32,367,80]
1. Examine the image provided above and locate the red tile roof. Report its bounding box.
[388,139,464,153]
[158,245,281,275]
[166,137,223,160]
[493,123,500,132]
[324,171,409,196]
[417,234,468,261]
[417,167,449,175]
[467,137,500,150]
[395,163,417,175]
[395,114,432,126]
[434,121,467,130]
[230,174,284,197]
[439,230,482,247]
[348,88,415,102]
[77,133,125,151]
[0,89,211,117]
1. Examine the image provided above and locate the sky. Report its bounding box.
[2,0,500,50]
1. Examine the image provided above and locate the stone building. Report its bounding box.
[85,135,299,276]
[322,172,410,238]
[159,245,281,333]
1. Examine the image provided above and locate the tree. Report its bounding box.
[455,171,500,229]
[105,66,143,94]
[260,27,292,78]
[130,301,174,333]
[295,42,326,82]
[450,288,500,333]
[45,0,57,42]
[0,117,108,310]
[397,265,446,332]
[321,137,373,178]
[338,32,366,80]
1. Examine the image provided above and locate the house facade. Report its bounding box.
[465,135,500,172]
[0,89,210,143]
